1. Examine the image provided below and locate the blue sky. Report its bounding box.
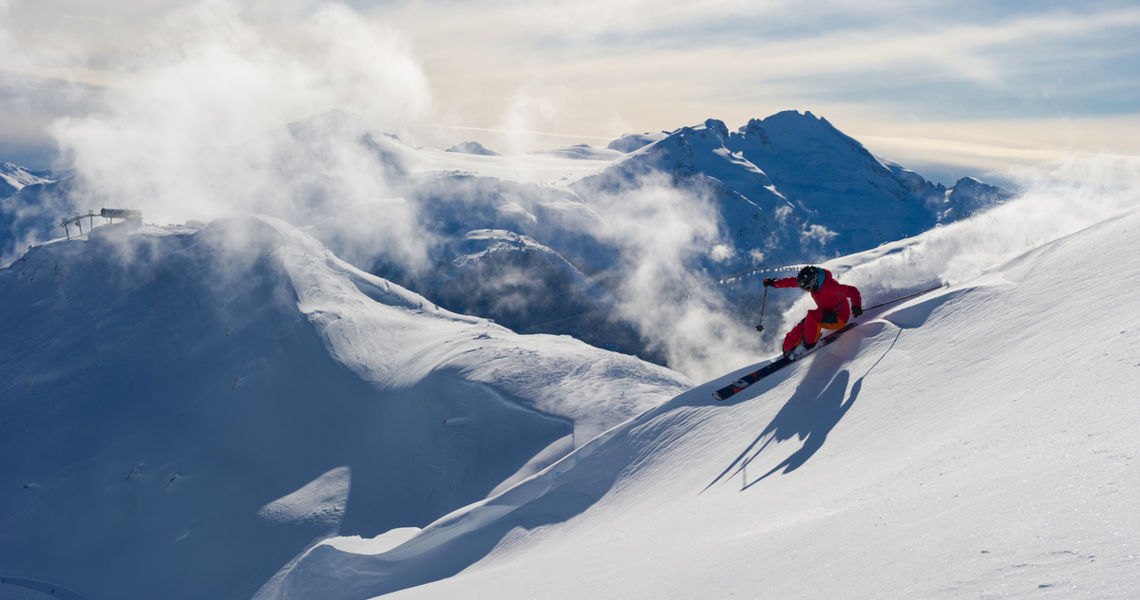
[2,0,1138,184]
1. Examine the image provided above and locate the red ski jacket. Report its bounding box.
[772,269,862,321]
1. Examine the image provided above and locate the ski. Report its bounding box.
[712,281,946,402]
[713,323,857,401]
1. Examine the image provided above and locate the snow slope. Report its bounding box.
[264,201,1140,599]
[0,217,689,600]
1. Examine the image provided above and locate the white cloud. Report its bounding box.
[49,1,430,220]
[5,0,1139,172]
[582,174,763,379]
[375,0,1140,168]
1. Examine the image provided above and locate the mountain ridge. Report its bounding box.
[0,110,1016,374]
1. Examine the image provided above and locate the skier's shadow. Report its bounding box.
[705,328,900,492]
[739,365,855,489]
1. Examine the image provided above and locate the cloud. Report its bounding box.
[0,0,438,281]
[583,173,762,379]
[48,1,431,226]
[370,0,1140,175]
[847,111,1140,186]
[497,88,567,156]
[517,5,1140,94]
[0,1,11,56]
[6,0,1138,176]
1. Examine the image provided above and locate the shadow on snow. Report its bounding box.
[705,327,901,492]
[287,297,955,599]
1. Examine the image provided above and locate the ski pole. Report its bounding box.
[754,286,769,332]
[865,282,946,311]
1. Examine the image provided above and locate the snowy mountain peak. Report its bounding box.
[737,118,773,147]
[536,143,624,160]
[758,109,876,161]
[446,141,500,156]
[760,108,824,128]
[702,118,730,141]
[952,175,990,189]
[285,108,374,139]
[938,175,1018,223]
[0,161,52,197]
[606,131,668,153]
[579,111,987,267]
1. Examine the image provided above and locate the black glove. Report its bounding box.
[763,278,775,287]
[852,305,863,318]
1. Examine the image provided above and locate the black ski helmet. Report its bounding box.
[797,266,822,291]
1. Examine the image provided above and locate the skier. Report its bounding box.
[763,266,863,359]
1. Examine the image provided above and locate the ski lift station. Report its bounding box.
[59,208,142,239]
